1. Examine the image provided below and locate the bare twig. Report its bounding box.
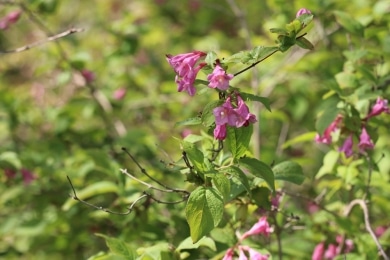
[344,199,389,260]
[0,27,84,54]
[66,175,146,215]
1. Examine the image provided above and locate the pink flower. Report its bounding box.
[234,94,257,127]
[271,192,282,209]
[214,124,227,140]
[240,216,272,240]
[324,243,338,259]
[213,97,238,126]
[358,127,374,152]
[366,97,390,118]
[20,168,36,185]
[312,242,325,260]
[315,115,343,144]
[375,226,388,237]
[207,64,234,91]
[166,51,206,96]
[296,8,312,18]
[81,69,96,84]
[222,248,234,260]
[113,87,126,100]
[339,134,353,157]
[0,10,21,30]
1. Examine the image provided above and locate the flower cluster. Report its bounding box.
[213,93,257,140]
[222,216,271,260]
[166,52,256,140]
[166,51,207,96]
[312,236,354,260]
[0,10,21,30]
[315,97,389,158]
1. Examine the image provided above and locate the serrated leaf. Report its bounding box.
[296,37,314,50]
[201,100,224,127]
[212,173,231,202]
[239,157,275,191]
[96,234,136,259]
[223,166,251,199]
[333,11,364,37]
[226,125,252,159]
[175,117,202,127]
[176,236,216,252]
[185,187,224,243]
[272,161,305,185]
[62,181,118,211]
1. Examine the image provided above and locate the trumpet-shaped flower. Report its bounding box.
[296,8,311,18]
[240,216,272,240]
[366,97,390,118]
[207,64,234,91]
[166,51,206,96]
[315,115,343,144]
[358,127,374,151]
[339,134,353,158]
[238,246,269,260]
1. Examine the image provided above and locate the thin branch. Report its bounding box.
[0,27,84,54]
[121,147,190,196]
[344,199,389,260]
[66,175,146,215]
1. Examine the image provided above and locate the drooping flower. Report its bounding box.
[0,10,21,30]
[240,216,272,240]
[312,242,325,260]
[366,97,390,118]
[234,94,257,127]
[296,8,311,18]
[315,115,343,144]
[222,248,234,260]
[81,69,96,84]
[339,134,353,158]
[238,246,269,260]
[214,124,227,140]
[358,127,374,152]
[324,243,338,259]
[207,64,234,91]
[166,51,206,96]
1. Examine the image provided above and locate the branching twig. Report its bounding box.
[0,27,84,54]
[121,147,190,196]
[66,175,146,215]
[344,199,389,260]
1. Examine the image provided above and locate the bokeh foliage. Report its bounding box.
[1,0,389,259]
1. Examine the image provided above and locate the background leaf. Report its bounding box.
[272,161,305,185]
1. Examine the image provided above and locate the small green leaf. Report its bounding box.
[212,173,231,202]
[185,187,224,243]
[226,125,252,159]
[0,151,22,169]
[201,100,223,127]
[273,161,305,185]
[96,234,136,259]
[333,11,364,37]
[251,187,271,209]
[62,181,118,211]
[269,27,289,35]
[176,236,216,252]
[222,46,279,65]
[296,37,314,50]
[282,132,317,149]
[205,51,218,66]
[315,99,340,134]
[175,117,202,127]
[223,166,251,199]
[239,92,271,111]
[181,141,205,172]
[239,157,275,191]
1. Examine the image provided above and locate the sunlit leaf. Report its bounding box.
[239,157,275,191]
[273,161,305,185]
[226,125,252,159]
[96,234,136,259]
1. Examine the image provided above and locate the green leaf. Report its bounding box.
[223,166,251,199]
[175,117,202,127]
[251,187,271,209]
[333,11,364,37]
[226,125,252,159]
[272,161,305,185]
[282,132,317,149]
[269,27,290,35]
[62,181,118,211]
[296,37,314,50]
[212,173,231,202]
[239,92,271,111]
[201,100,224,127]
[181,141,206,172]
[176,236,216,252]
[0,151,22,169]
[239,157,275,191]
[205,51,218,66]
[223,46,279,65]
[185,187,224,243]
[315,99,340,134]
[184,134,204,143]
[96,234,136,259]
